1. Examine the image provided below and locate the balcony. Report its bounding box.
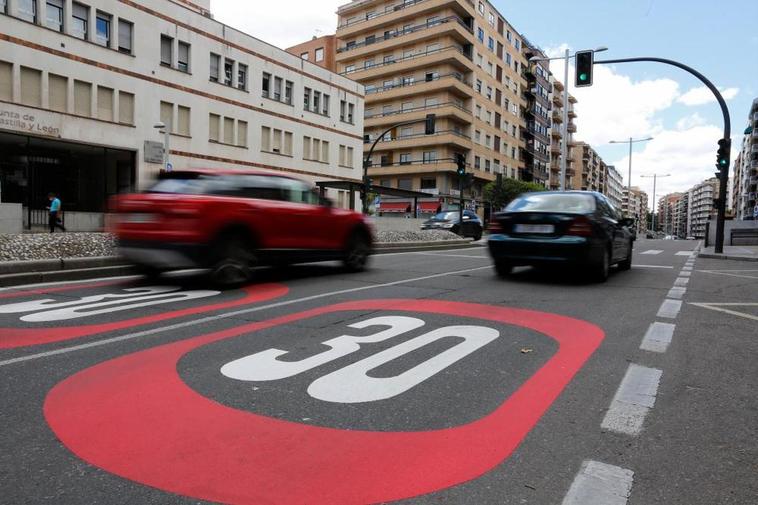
[336,16,473,60]
[365,72,472,100]
[364,129,471,152]
[365,101,471,128]
[337,0,475,38]
[752,144,758,153]
[341,45,473,80]
[568,107,577,119]
[567,123,577,133]
[550,127,562,139]
[550,142,561,154]
[552,110,563,123]
[366,157,495,182]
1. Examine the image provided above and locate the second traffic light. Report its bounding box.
[456,153,466,176]
[716,138,731,169]
[575,50,594,87]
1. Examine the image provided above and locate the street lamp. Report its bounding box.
[641,173,671,236]
[153,122,171,172]
[529,47,607,191]
[609,136,654,214]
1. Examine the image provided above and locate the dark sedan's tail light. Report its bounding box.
[487,220,503,233]
[566,216,593,237]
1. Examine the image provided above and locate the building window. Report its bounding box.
[303,87,311,109]
[312,90,320,112]
[347,103,354,123]
[177,41,190,72]
[118,19,133,54]
[19,66,42,107]
[400,153,411,165]
[96,86,114,122]
[177,105,190,136]
[300,52,309,61]
[46,0,64,32]
[224,117,234,144]
[73,79,91,116]
[209,53,220,82]
[48,73,67,112]
[315,47,324,62]
[237,120,247,147]
[237,64,247,90]
[71,2,88,39]
[488,37,494,51]
[160,35,173,66]
[95,11,111,47]
[260,126,270,151]
[224,58,234,86]
[421,177,436,189]
[477,28,484,42]
[119,91,134,125]
[18,0,36,22]
[423,151,437,163]
[160,101,173,132]
[322,94,330,116]
[262,72,270,98]
[273,76,282,101]
[284,80,293,105]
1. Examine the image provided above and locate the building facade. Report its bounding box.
[686,177,719,239]
[571,142,606,193]
[624,186,648,235]
[657,193,682,235]
[547,78,577,191]
[334,0,530,209]
[604,164,624,209]
[286,35,338,72]
[732,97,758,220]
[0,0,364,231]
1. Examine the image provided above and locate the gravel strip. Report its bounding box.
[0,230,463,262]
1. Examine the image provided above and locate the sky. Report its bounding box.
[210,0,758,209]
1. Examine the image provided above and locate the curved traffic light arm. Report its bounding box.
[595,56,732,253]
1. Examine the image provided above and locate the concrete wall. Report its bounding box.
[0,204,23,234]
[371,217,428,233]
[707,219,758,246]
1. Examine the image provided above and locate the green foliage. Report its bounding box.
[484,178,546,211]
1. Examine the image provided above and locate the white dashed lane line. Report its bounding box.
[657,299,683,319]
[640,322,676,353]
[667,287,687,299]
[640,250,663,255]
[673,277,690,287]
[561,460,634,505]
[675,251,696,256]
[601,364,663,436]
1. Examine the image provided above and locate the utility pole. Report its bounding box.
[609,136,654,215]
[641,173,671,235]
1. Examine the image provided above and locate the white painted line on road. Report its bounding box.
[601,364,663,436]
[412,252,489,259]
[633,265,674,269]
[674,277,690,287]
[690,303,758,322]
[697,270,758,280]
[640,322,676,353]
[667,287,686,299]
[657,299,683,319]
[679,271,692,277]
[0,265,493,367]
[0,275,138,293]
[676,251,695,256]
[561,460,634,505]
[682,266,693,271]
[641,250,663,255]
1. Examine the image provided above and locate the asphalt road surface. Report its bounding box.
[1,239,756,505]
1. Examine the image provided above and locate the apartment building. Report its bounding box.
[571,142,606,193]
[657,193,682,235]
[686,177,719,239]
[334,0,529,208]
[674,192,689,238]
[287,35,338,72]
[547,78,578,190]
[0,0,364,231]
[732,97,758,220]
[521,43,551,187]
[624,186,648,235]
[604,164,624,209]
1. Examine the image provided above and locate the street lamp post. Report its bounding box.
[641,173,671,236]
[609,136,654,216]
[529,47,607,191]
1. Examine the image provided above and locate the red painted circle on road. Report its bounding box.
[0,283,288,349]
[45,300,604,504]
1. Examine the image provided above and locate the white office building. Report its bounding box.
[0,0,364,232]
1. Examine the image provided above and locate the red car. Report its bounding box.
[110,170,373,286]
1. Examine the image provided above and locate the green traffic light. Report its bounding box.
[579,73,588,82]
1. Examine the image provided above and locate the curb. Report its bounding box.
[698,253,758,263]
[0,241,483,288]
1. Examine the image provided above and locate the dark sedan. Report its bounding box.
[487,191,635,282]
[421,210,483,240]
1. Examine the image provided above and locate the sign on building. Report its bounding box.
[144,141,165,164]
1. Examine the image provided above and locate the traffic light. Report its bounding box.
[463,173,475,189]
[425,114,436,135]
[575,50,594,87]
[712,198,722,210]
[456,153,466,177]
[716,138,731,170]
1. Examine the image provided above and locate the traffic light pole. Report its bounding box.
[459,173,464,226]
[595,57,732,253]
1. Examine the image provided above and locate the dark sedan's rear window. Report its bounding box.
[506,193,596,213]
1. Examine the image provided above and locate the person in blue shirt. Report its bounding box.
[47,193,66,233]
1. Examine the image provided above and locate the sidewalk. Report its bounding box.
[699,245,758,262]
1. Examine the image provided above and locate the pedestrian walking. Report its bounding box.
[47,192,66,233]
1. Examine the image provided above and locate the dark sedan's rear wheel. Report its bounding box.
[210,235,256,288]
[472,228,483,241]
[494,259,513,278]
[618,242,633,271]
[591,246,611,283]
[343,233,371,272]
[134,264,163,281]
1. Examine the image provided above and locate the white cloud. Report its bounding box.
[612,125,725,209]
[676,113,708,130]
[677,86,739,106]
[544,45,681,146]
[210,0,343,49]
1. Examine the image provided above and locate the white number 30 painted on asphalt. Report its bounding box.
[220,316,499,403]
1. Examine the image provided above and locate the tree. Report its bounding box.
[484,177,546,211]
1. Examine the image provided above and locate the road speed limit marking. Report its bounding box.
[45,299,604,505]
